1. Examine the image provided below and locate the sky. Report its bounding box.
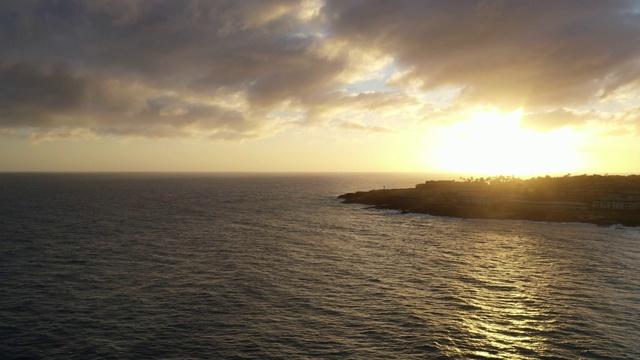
[1,0,639,176]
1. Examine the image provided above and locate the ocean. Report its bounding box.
[1,173,639,359]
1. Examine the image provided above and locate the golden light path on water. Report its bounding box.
[434,227,559,359]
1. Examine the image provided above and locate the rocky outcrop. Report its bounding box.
[338,185,640,227]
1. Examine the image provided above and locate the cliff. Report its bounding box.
[338,175,640,227]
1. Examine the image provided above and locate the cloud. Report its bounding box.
[0,0,342,140]
[301,91,423,126]
[339,120,396,133]
[521,109,589,131]
[0,61,274,140]
[325,0,640,109]
[522,105,640,136]
[1,0,639,141]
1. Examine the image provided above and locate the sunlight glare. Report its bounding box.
[430,109,584,176]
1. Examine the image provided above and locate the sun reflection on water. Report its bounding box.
[446,231,559,359]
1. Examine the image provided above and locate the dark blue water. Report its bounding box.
[1,173,639,359]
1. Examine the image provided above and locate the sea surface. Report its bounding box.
[1,173,639,359]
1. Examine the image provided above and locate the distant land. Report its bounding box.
[339,174,640,227]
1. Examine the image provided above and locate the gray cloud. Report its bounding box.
[4,0,337,99]
[325,0,640,109]
[0,0,336,140]
[0,61,266,140]
[1,0,639,140]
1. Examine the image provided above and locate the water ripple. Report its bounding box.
[1,173,639,359]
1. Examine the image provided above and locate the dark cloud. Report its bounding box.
[0,62,84,127]
[0,0,337,140]
[325,0,640,109]
[1,0,639,140]
[0,61,263,140]
[0,0,337,97]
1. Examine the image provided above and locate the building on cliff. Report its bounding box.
[509,200,590,210]
[592,194,640,210]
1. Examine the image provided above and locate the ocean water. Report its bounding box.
[1,173,639,359]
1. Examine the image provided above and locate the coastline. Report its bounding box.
[338,177,640,227]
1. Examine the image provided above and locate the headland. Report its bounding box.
[338,175,640,227]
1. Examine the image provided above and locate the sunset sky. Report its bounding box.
[1,0,639,176]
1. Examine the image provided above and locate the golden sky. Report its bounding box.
[1,0,639,175]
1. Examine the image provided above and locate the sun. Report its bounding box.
[429,109,585,177]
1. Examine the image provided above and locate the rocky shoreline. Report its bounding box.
[338,175,640,227]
